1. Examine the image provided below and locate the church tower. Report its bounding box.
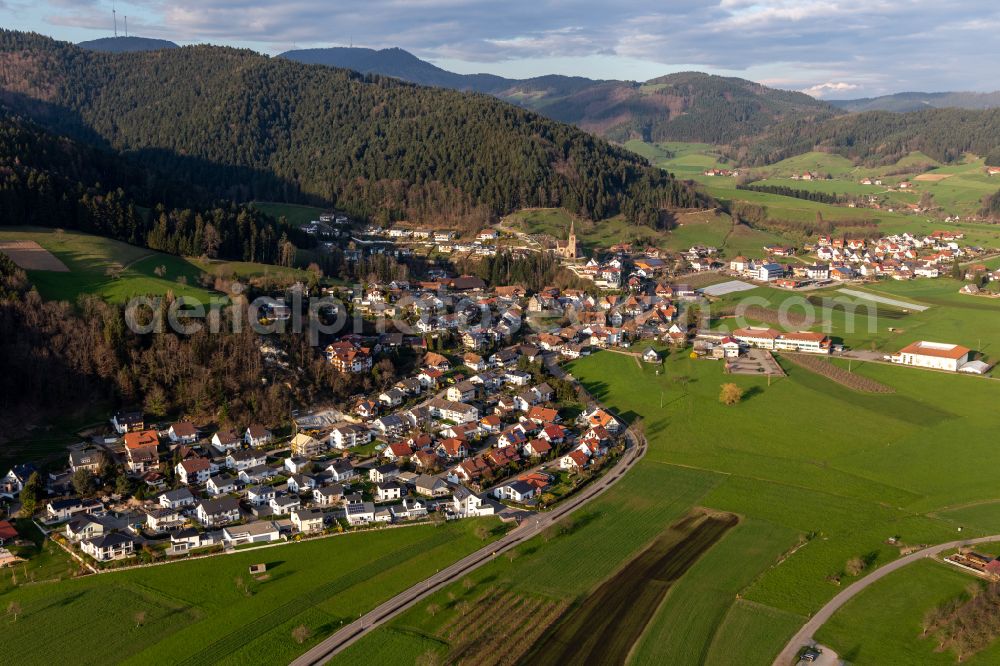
[566,220,577,259]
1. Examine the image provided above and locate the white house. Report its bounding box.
[246,485,276,506]
[244,425,273,448]
[176,458,211,485]
[206,474,237,496]
[168,422,198,444]
[81,533,136,562]
[159,487,196,509]
[196,497,241,527]
[329,423,372,450]
[375,481,403,502]
[222,521,280,546]
[492,479,537,503]
[211,430,243,451]
[452,486,495,517]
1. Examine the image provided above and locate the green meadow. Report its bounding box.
[251,201,327,228]
[508,206,785,258]
[0,520,500,666]
[815,559,1000,665]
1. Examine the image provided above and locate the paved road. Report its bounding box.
[290,427,646,666]
[773,533,1000,665]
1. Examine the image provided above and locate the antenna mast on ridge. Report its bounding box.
[112,0,118,37]
[124,16,128,38]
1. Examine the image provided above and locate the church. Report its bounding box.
[555,220,579,260]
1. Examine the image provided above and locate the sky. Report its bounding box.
[4,1,1000,98]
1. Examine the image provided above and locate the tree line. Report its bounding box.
[736,183,848,205]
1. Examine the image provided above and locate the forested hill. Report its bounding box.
[727,107,1000,166]
[0,109,292,264]
[0,31,701,229]
[536,71,840,144]
[281,47,841,144]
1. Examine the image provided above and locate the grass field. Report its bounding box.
[0,520,501,666]
[815,559,1000,665]
[568,350,1000,653]
[251,201,326,228]
[0,227,218,303]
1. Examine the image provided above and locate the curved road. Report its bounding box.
[773,533,1000,665]
[291,427,647,666]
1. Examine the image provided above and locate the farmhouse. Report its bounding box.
[890,340,972,372]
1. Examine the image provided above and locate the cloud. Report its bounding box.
[801,82,861,98]
[21,0,1000,96]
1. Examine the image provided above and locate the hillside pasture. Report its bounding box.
[0,227,218,303]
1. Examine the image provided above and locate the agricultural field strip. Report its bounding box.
[521,512,738,666]
[836,288,931,311]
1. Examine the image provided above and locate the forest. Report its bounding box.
[0,31,701,229]
[0,110,303,264]
[728,107,1000,166]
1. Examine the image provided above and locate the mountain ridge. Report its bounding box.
[279,47,840,144]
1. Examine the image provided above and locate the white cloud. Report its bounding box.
[802,81,861,98]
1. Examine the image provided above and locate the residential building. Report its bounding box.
[291,508,325,533]
[81,533,136,562]
[196,497,241,527]
[290,433,325,458]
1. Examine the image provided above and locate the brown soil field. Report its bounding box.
[0,240,70,271]
[913,173,952,182]
[519,510,738,666]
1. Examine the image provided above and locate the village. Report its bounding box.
[0,215,992,574]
